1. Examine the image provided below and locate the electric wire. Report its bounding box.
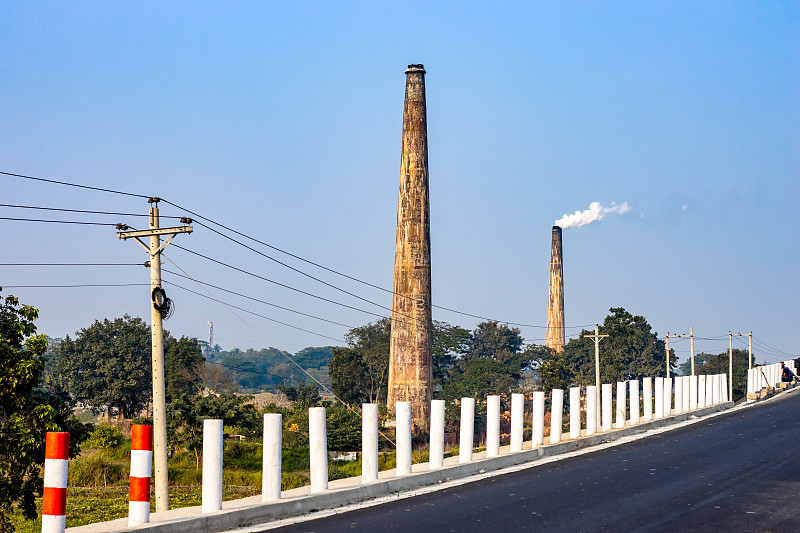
[163,200,593,330]
[168,243,410,326]
[1,283,150,288]
[1,263,147,267]
[164,279,346,344]
[0,203,181,218]
[0,217,119,226]
[0,170,149,198]
[162,268,353,329]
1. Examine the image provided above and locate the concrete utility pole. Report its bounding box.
[117,198,192,512]
[665,332,671,378]
[729,332,733,401]
[730,332,749,399]
[670,328,695,375]
[749,332,753,369]
[584,325,608,427]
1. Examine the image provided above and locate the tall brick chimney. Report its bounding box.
[387,64,433,425]
[546,226,565,353]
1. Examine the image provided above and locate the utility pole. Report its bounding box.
[584,325,608,428]
[730,331,748,400]
[729,331,733,401]
[670,328,695,375]
[117,198,192,512]
[749,332,752,369]
[665,332,671,378]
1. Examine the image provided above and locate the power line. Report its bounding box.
[0,170,149,198]
[0,203,181,218]
[0,216,119,226]
[162,268,354,329]
[164,200,592,330]
[1,263,147,267]
[1,283,150,288]
[168,243,403,325]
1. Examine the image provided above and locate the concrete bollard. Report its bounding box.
[532,391,545,446]
[682,376,691,412]
[43,432,69,533]
[746,368,753,396]
[643,378,653,422]
[361,405,378,484]
[586,386,598,435]
[486,395,501,458]
[395,402,412,476]
[429,400,445,470]
[712,375,720,404]
[569,387,581,439]
[459,397,475,464]
[654,377,664,419]
[705,374,714,406]
[615,382,627,428]
[309,407,329,492]
[129,425,153,526]
[511,393,525,452]
[550,389,564,444]
[663,378,672,417]
[202,419,223,513]
[262,414,283,500]
[689,376,698,411]
[698,375,706,407]
[630,380,640,425]
[674,377,684,414]
[601,384,613,431]
[721,374,729,402]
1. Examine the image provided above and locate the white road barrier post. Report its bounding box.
[395,402,412,476]
[698,375,707,408]
[202,419,223,513]
[309,407,329,492]
[532,391,545,446]
[712,375,720,404]
[460,397,475,464]
[43,432,69,533]
[586,386,598,435]
[615,382,627,428]
[630,380,640,425]
[643,378,653,422]
[705,374,714,406]
[361,405,378,484]
[689,376,698,411]
[674,377,684,414]
[129,425,153,526]
[262,414,282,500]
[682,376,691,412]
[654,377,664,419]
[511,393,525,452]
[663,378,672,416]
[601,384,613,431]
[721,374,729,402]
[569,387,581,439]
[550,389,564,444]
[429,400,445,470]
[486,395,501,458]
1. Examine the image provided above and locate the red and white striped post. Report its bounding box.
[129,425,153,526]
[42,432,69,533]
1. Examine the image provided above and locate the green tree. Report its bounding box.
[678,354,708,376]
[695,349,751,401]
[167,393,259,468]
[432,321,471,385]
[443,321,539,400]
[556,308,674,387]
[0,291,87,532]
[50,315,152,418]
[277,383,321,404]
[165,336,205,401]
[329,318,391,404]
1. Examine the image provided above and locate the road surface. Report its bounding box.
[267,392,800,532]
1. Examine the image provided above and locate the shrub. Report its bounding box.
[90,425,123,453]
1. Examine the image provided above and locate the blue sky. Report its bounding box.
[1,2,798,365]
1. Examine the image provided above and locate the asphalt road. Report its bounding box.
[269,392,800,533]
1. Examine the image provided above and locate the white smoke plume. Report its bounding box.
[554,201,632,229]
